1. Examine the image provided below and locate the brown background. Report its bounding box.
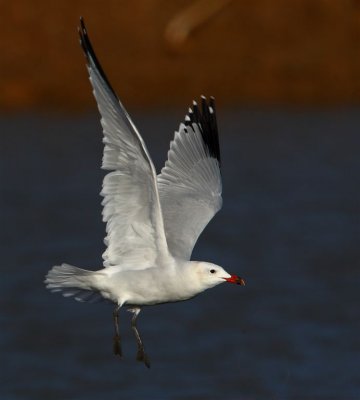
[1,0,359,111]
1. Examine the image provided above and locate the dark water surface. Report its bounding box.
[1,109,359,399]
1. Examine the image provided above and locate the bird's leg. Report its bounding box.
[128,307,151,368]
[113,305,122,357]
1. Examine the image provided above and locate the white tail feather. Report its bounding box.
[45,264,104,303]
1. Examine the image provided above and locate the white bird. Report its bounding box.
[45,18,245,368]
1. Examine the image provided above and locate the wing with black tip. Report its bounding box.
[79,18,168,268]
[157,97,222,260]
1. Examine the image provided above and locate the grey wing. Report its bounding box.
[157,97,222,261]
[79,19,168,269]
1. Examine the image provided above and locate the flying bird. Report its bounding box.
[45,17,245,368]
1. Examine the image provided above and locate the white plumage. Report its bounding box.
[158,121,222,260]
[45,18,244,368]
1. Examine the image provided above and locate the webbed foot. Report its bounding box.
[136,347,151,368]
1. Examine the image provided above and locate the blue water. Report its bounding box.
[1,109,359,399]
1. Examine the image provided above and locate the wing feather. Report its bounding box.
[157,97,222,260]
[79,18,168,269]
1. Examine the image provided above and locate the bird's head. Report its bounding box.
[194,262,245,290]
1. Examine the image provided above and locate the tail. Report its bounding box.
[45,263,104,303]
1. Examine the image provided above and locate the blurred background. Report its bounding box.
[1,1,359,399]
[1,0,360,110]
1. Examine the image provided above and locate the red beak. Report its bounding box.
[224,275,245,286]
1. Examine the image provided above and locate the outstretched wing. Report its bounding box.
[157,97,222,261]
[79,18,168,269]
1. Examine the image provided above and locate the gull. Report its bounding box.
[45,18,245,369]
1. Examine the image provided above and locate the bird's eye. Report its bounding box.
[210,269,216,274]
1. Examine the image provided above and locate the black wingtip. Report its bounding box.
[78,17,92,63]
[185,96,221,165]
[77,17,118,98]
